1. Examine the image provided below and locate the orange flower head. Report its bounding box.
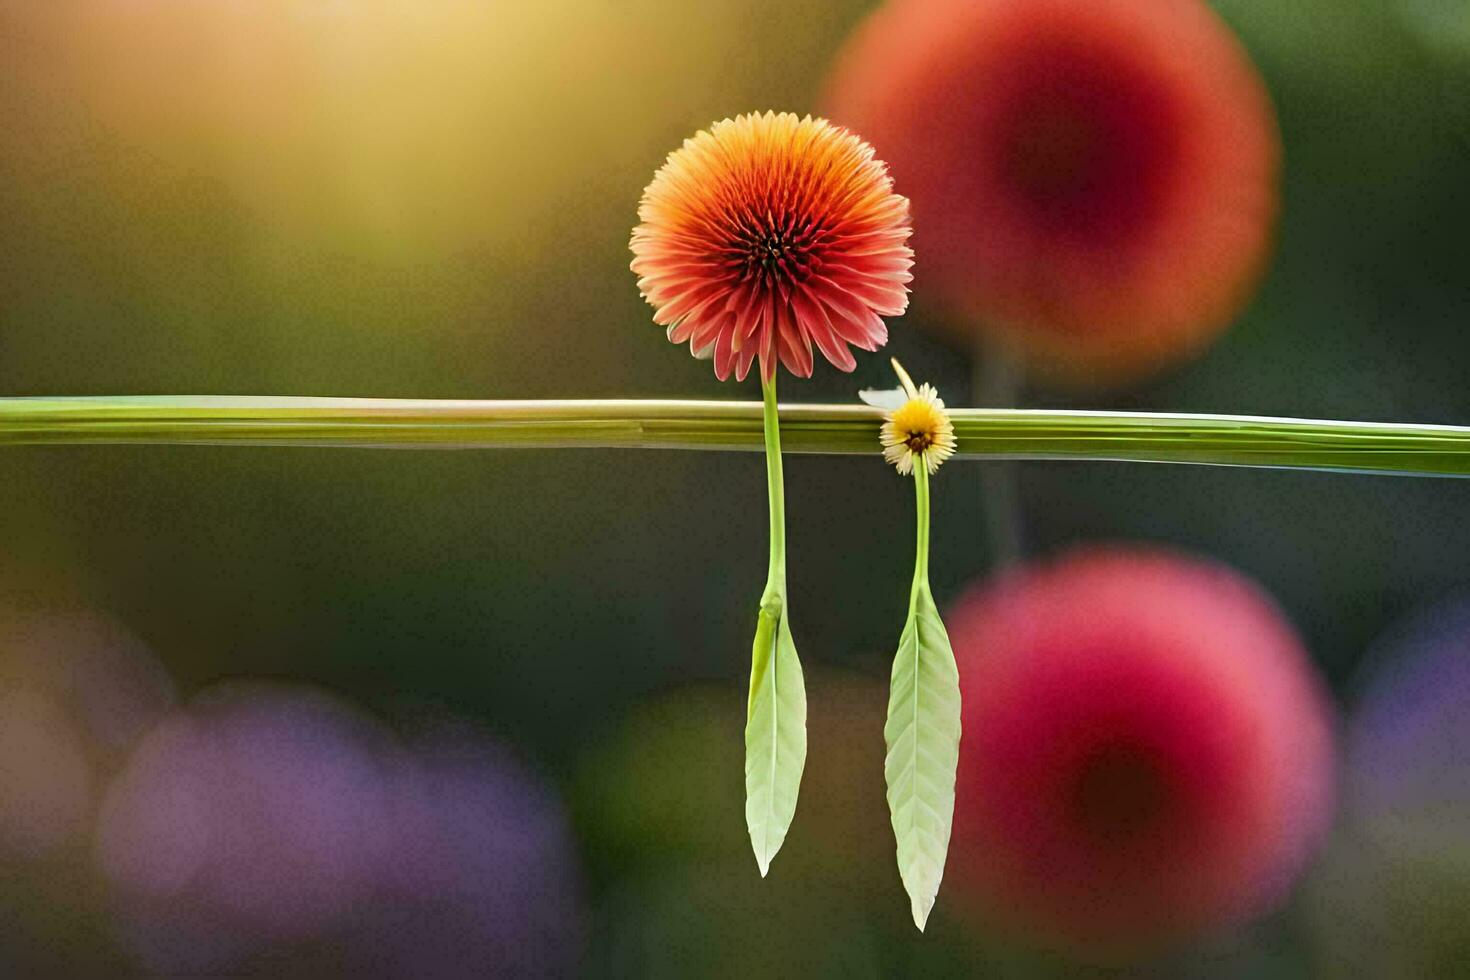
[631,111,914,383]
[824,0,1279,387]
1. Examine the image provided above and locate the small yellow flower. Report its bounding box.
[881,376,956,476]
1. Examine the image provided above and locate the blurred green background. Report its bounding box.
[1,1,1469,976]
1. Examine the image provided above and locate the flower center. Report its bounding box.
[755,233,791,270]
[732,216,823,287]
[904,430,933,454]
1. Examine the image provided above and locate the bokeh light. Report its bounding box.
[945,547,1335,957]
[96,683,402,974]
[1397,0,1470,62]
[1304,597,1470,975]
[0,606,177,851]
[369,720,586,978]
[575,670,894,896]
[590,862,885,979]
[824,0,1278,386]
[0,605,175,974]
[97,683,584,976]
[0,687,94,861]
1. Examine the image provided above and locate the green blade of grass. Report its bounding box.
[1,396,1468,476]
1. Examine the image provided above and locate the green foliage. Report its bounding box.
[745,598,808,877]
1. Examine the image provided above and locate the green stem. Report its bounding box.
[761,376,787,591]
[745,373,806,877]
[911,462,930,599]
[2,396,1470,477]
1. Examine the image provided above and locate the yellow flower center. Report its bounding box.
[890,399,946,452]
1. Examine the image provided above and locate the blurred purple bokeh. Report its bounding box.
[1345,597,1470,823]
[97,683,585,977]
[1305,596,1470,975]
[0,606,177,973]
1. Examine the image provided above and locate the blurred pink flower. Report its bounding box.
[946,547,1334,954]
[631,111,913,382]
[824,0,1278,386]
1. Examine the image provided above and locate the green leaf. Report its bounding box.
[744,597,807,877]
[884,580,961,930]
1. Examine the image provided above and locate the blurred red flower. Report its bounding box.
[945,547,1334,954]
[824,0,1279,386]
[631,111,913,383]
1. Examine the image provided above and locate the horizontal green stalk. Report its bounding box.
[1,396,1468,476]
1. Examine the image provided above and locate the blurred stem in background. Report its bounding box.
[973,343,1026,568]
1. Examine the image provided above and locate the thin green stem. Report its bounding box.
[911,463,930,600]
[760,376,787,591]
[2,397,1470,477]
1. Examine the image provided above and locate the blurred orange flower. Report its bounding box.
[825,0,1279,386]
[631,112,913,383]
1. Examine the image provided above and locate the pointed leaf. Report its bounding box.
[884,582,961,930]
[745,601,807,876]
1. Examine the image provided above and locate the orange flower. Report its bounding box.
[824,0,1279,386]
[631,112,913,383]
